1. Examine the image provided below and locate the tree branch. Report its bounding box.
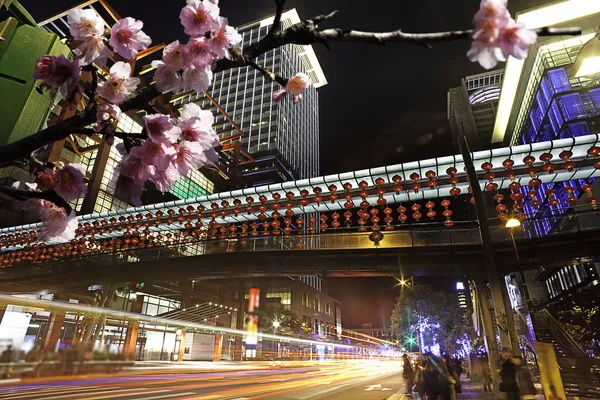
[267,0,286,37]
[113,132,147,140]
[246,60,288,87]
[0,186,72,214]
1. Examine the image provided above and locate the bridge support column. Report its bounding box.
[457,130,515,353]
[43,312,65,352]
[501,278,521,355]
[475,278,501,397]
[176,329,186,362]
[123,321,139,360]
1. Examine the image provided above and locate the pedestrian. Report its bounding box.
[402,354,414,394]
[440,357,457,400]
[423,358,443,399]
[499,348,519,400]
[0,345,14,379]
[454,357,464,379]
[513,356,536,399]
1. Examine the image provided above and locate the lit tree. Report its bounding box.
[0,0,580,241]
[258,306,306,336]
[391,284,477,355]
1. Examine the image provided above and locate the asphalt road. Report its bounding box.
[0,360,404,400]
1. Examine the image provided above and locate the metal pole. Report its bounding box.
[510,229,538,342]
[456,126,513,351]
[475,278,502,397]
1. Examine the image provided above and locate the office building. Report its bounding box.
[448,70,504,150]
[174,9,327,186]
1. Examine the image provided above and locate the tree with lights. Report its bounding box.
[0,0,580,242]
[390,284,477,356]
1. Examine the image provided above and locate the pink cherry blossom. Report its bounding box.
[143,114,181,143]
[109,17,151,60]
[186,37,214,69]
[272,73,312,104]
[498,19,537,60]
[149,163,181,192]
[467,40,506,69]
[210,17,242,59]
[474,0,509,29]
[119,148,156,183]
[152,60,182,93]
[178,103,216,142]
[39,204,78,242]
[174,141,208,176]
[35,169,57,192]
[180,0,220,37]
[73,36,112,65]
[136,139,177,172]
[115,175,143,207]
[97,103,121,124]
[162,40,190,70]
[97,62,140,104]
[53,163,88,201]
[182,64,213,93]
[33,55,81,98]
[67,8,104,40]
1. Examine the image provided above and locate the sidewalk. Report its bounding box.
[387,379,496,400]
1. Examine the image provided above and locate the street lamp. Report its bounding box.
[505,216,522,229]
[272,320,281,329]
[572,34,600,78]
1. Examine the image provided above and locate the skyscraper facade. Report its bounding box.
[174,9,327,185]
[447,69,503,150]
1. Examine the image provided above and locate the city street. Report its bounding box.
[0,360,403,400]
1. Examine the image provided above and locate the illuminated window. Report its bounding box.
[266,287,291,309]
[456,282,465,290]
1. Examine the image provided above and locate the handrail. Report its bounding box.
[1,0,37,27]
[536,308,589,360]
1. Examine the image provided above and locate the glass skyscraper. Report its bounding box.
[174,9,327,185]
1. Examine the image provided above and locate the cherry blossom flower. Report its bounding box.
[152,60,182,93]
[468,0,537,69]
[67,8,104,40]
[39,203,78,242]
[33,55,81,98]
[143,114,182,143]
[177,103,214,140]
[149,163,181,192]
[186,37,214,69]
[93,103,121,141]
[210,17,242,59]
[182,64,213,93]
[498,19,537,60]
[97,62,140,104]
[136,139,177,171]
[115,175,144,207]
[174,141,208,176]
[35,169,57,192]
[73,36,112,65]
[109,17,151,60]
[180,0,220,37]
[162,40,190,70]
[272,73,312,104]
[119,147,156,183]
[53,163,88,201]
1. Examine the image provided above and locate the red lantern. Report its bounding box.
[392,175,403,195]
[328,184,338,203]
[560,150,576,172]
[397,205,407,223]
[409,173,421,193]
[332,212,341,229]
[426,201,436,219]
[425,170,438,189]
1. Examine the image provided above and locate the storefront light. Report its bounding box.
[573,35,600,77]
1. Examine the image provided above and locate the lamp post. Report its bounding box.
[272,320,281,358]
[505,216,537,343]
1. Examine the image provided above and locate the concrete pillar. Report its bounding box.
[43,312,65,352]
[213,334,224,362]
[176,329,186,362]
[122,321,139,360]
[475,278,502,397]
[500,278,521,355]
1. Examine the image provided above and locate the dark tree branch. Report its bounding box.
[113,132,147,140]
[246,60,288,87]
[85,67,98,113]
[0,186,73,214]
[267,0,286,37]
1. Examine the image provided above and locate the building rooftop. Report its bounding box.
[239,9,327,89]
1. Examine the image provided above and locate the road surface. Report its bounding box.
[0,360,404,400]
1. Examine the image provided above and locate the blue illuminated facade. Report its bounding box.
[518,68,599,237]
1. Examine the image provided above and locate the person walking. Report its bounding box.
[499,348,520,400]
[513,356,537,399]
[423,359,443,399]
[403,354,415,394]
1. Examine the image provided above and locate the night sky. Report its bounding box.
[15,0,550,327]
